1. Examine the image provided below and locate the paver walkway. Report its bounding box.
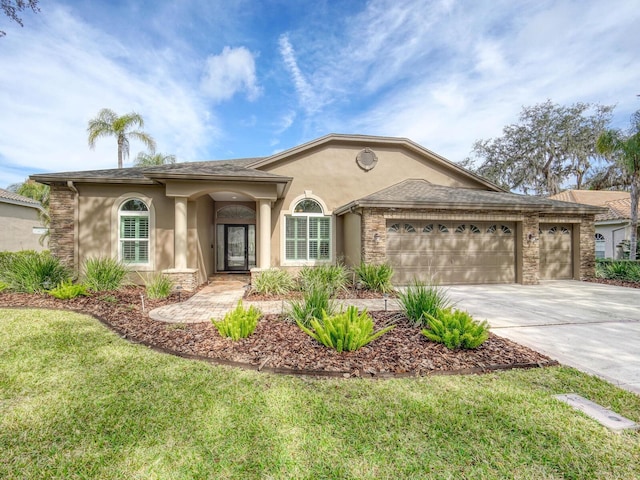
[149,277,401,323]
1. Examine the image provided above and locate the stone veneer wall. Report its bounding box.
[521,213,540,285]
[48,184,75,270]
[578,215,596,279]
[358,207,601,285]
[162,268,198,291]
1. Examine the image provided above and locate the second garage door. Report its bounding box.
[387,220,516,285]
[539,224,573,279]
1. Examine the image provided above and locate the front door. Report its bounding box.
[225,224,248,271]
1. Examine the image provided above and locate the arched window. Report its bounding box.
[285,198,331,261]
[119,199,149,264]
[595,233,605,259]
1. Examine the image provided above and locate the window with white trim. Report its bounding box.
[119,199,149,264]
[285,199,331,261]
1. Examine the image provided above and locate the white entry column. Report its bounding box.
[258,199,271,269]
[174,196,188,269]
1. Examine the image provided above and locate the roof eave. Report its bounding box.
[144,173,293,183]
[335,200,551,215]
[30,175,157,185]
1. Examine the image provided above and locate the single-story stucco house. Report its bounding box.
[549,189,637,259]
[0,187,48,252]
[31,134,604,289]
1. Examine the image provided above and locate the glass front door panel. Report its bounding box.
[226,226,247,269]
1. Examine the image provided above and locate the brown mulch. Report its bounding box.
[0,287,557,378]
[585,278,640,289]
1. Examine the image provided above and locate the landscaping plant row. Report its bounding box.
[215,265,490,352]
[0,250,173,299]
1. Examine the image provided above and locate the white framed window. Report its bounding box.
[595,233,605,259]
[119,199,149,264]
[285,198,331,262]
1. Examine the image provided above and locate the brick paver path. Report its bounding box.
[149,277,401,324]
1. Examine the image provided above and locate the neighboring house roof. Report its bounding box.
[0,187,43,211]
[548,189,633,222]
[334,179,606,215]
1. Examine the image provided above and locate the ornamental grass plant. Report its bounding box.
[297,264,350,295]
[355,262,394,293]
[397,279,452,326]
[0,250,71,293]
[252,268,295,295]
[287,284,335,327]
[83,257,129,291]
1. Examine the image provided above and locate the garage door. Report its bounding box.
[387,221,516,285]
[539,224,573,279]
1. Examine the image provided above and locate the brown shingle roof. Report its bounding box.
[548,189,633,222]
[549,189,629,206]
[334,179,605,214]
[0,187,42,209]
[29,157,292,184]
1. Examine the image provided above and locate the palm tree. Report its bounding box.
[134,150,177,167]
[8,179,50,245]
[87,108,156,169]
[596,109,640,260]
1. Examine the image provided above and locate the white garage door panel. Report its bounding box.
[387,221,516,285]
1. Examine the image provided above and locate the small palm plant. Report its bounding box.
[422,308,489,350]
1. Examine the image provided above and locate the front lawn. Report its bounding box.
[1,308,639,479]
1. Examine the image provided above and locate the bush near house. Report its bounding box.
[355,262,394,293]
[397,279,452,326]
[83,257,129,291]
[252,268,295,295]
[0,250,71,293]
[140,273,174,299]
[47,281,90,300]
[287,284,335,327]
[595,259,640,282]
[297,305,395,352]
[297,264,350,295]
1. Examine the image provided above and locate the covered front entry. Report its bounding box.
[215,205,257,273]
[387,220,516,285]
[539,224,573,279]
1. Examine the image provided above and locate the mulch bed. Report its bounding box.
[0,287,558,378]
[585,278,640,289]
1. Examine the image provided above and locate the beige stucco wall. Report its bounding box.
[0,202,47,252]
[76,184,175,277]
[342,212,362,267]
[261,143,487,267]
[596,222,629,259]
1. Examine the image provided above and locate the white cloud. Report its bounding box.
[0,5,217,185]
[278,34,323,114]
[201,46,261,102]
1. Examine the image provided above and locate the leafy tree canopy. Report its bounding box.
[465,100,614,195]
[1,0,39,37]
[134,150,177,167]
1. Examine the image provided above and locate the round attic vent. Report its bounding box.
[356,148,378,171]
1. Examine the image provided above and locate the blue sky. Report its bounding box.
[1,0,639,188]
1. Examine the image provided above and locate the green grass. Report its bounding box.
[1,308,639,479]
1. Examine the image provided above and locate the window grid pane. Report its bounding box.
[286,215,330,261]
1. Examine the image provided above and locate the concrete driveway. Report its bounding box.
[444,281,640,395]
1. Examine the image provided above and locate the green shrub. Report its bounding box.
[0,281,8,293]
[48,281,90,299]
[297,264,350,295]
[355,263,394,293]
[1,251,71,293]
[422,308,489,350]
[287,285,335,327]
[212,300,262,340]
[297,305,395,352]
[397,279,452,326]
[252,268,295,295]
[595,259,640,281]
[141,273,174,299]
[83,257,129,291]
